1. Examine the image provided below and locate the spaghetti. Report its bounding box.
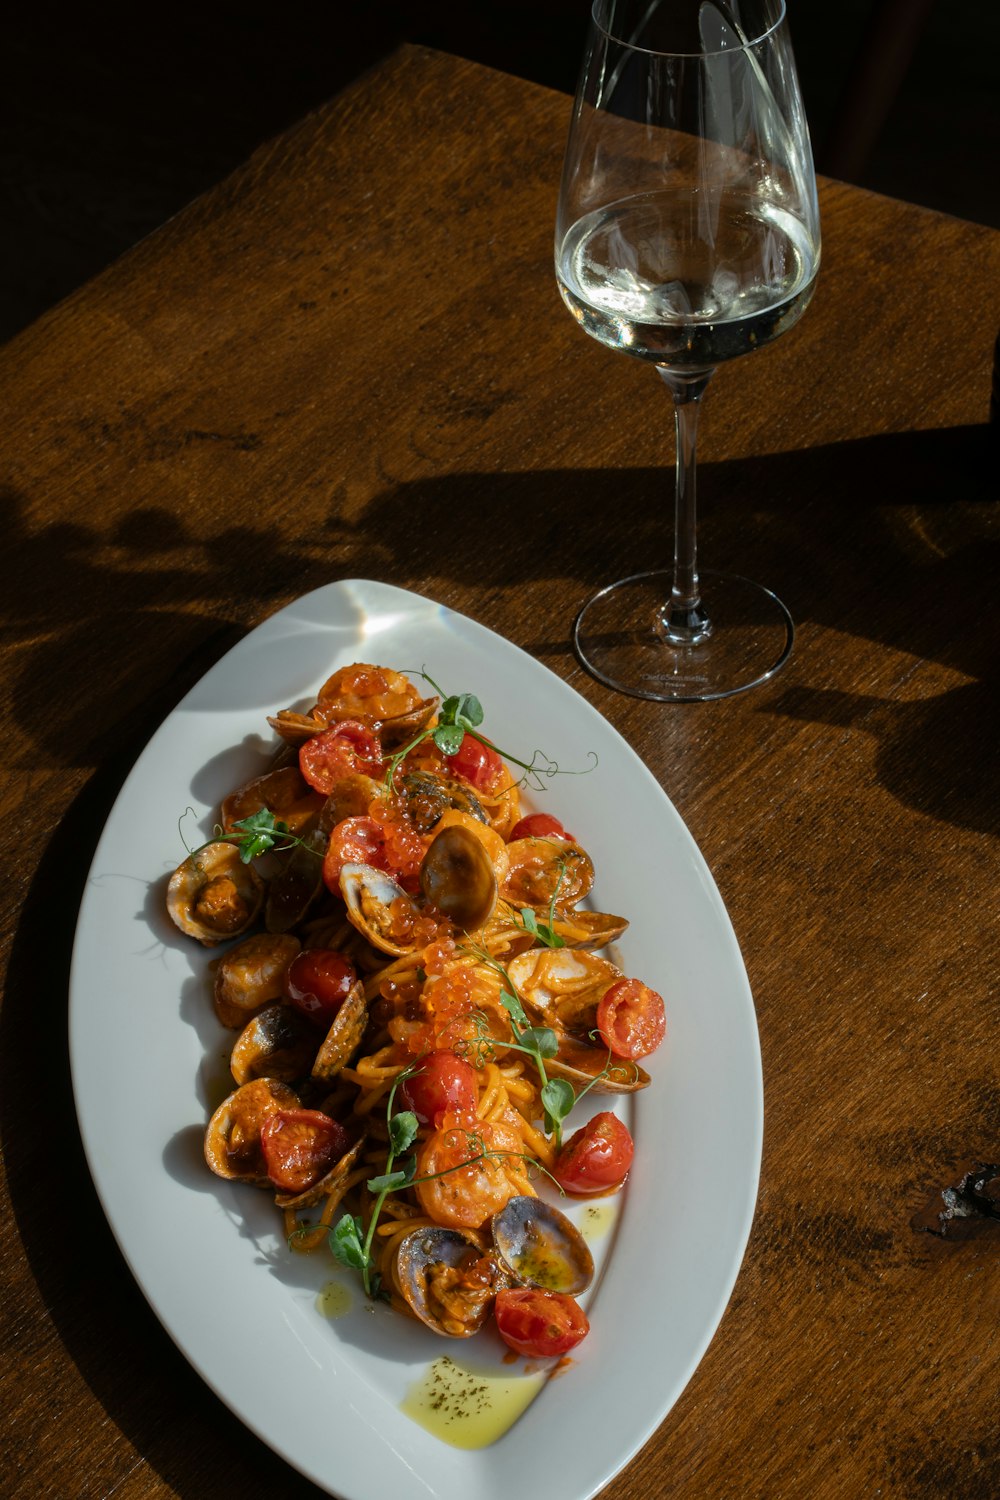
[168,662,666,1355]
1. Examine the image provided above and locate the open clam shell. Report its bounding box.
[548,909,629,950]
[397,770,488,833]
[501,838,595,909]
[230,1002,317,1086]
[548,1036,650,1094]
[214,933,301,1028]
[507,948,622,1033]
[204,1077,299,1184]
[393,1227,503,1337]
[340,862,424,956]
[264,829,327,933]
[310,980,368,1080]
[492,1195,594,1295]
[167,842,264,946]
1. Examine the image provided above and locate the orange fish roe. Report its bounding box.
[370,799,428,884]
[378,971,423,1009]
[423,935,458,975]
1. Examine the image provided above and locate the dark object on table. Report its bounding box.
[912,1162,1000,1237]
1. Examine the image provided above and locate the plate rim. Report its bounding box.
[69,576,763,1500]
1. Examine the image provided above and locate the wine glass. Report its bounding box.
[556,0,820,701]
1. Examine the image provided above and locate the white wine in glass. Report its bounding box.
[557,0,820,701]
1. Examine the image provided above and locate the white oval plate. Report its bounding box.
[69,578,761,1500]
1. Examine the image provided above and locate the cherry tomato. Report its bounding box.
[509,812,575,842]
[260,1108,350,1194]
[322,815,389,891]
[596,978,667,1060]
[400,1051,478,1129]
[494,1287,590,1358]
[283,948,357,1026]
[299,720,384,795]
[553,1110,634,1196]
[446,732,506,794]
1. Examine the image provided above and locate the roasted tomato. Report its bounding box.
[553,1111,634,1196]
[596,978,666,1060]
[446,732,506,794]
[414,1120,530,1229]
[494,1287,590,1358]
[508,812,575,842]
[299,720,384,795]
[322,815,389,890]
[283,949,357,1026]
[260,1108,350,1194]
[400,1051,478,1129]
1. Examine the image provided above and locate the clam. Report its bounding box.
[220,764,324,835]
[265,708,328,746]
[318,773,385,833]
[214,932,302,1028]
[393,1227,504,1337]
[167,842,264,946]
[264,829,327,932]
[420,824,498,930]
[372,694,440,749]
[492,1196,594,1295]
[315,663,437,743]
[340,862,424,956]
[501,839,595,910]
[547,909,629,951]
[507,948,622,1034]
[229,1002,317,1085]
[204,1077,299,1183]
[547,1036,650,1094]
[310,980,368,1080]
[396,770,488,833]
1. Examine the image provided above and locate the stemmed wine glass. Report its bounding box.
[556,0,820,701]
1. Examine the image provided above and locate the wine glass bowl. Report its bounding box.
[556,0,820,701]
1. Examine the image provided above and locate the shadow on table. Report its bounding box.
[1,754,329,1497]
[3,418,996,829]
[1,418,997,1493]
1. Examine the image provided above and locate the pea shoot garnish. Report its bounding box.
[179,806,321,866]
[329,1061,557,1299]
[385,669,596,793]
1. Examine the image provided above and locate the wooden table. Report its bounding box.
[2,44,998,1500]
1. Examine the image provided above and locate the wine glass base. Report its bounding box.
[573,569,794,703]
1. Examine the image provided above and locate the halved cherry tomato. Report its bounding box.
[283,949,357,1026]
[553,1110,634,1196]
[509,812,575,842]
[446,732,506,794]
[260,1108,350,1194]
[299,720,384,795]
[322,815,389,891]
[596,978,667,1060]
[494,1287,590,1358]
[400,1051,478,1129]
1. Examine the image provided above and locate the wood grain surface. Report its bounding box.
[1,45,998,1500]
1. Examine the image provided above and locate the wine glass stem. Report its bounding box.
[657,366,715,646]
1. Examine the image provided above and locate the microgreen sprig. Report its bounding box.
[329,1066,419,1298]
[510,848,570,950]
[179,806,322,867]
[329,1068,559,1299]
[460,941,576,1146]
[384,669,596,793]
